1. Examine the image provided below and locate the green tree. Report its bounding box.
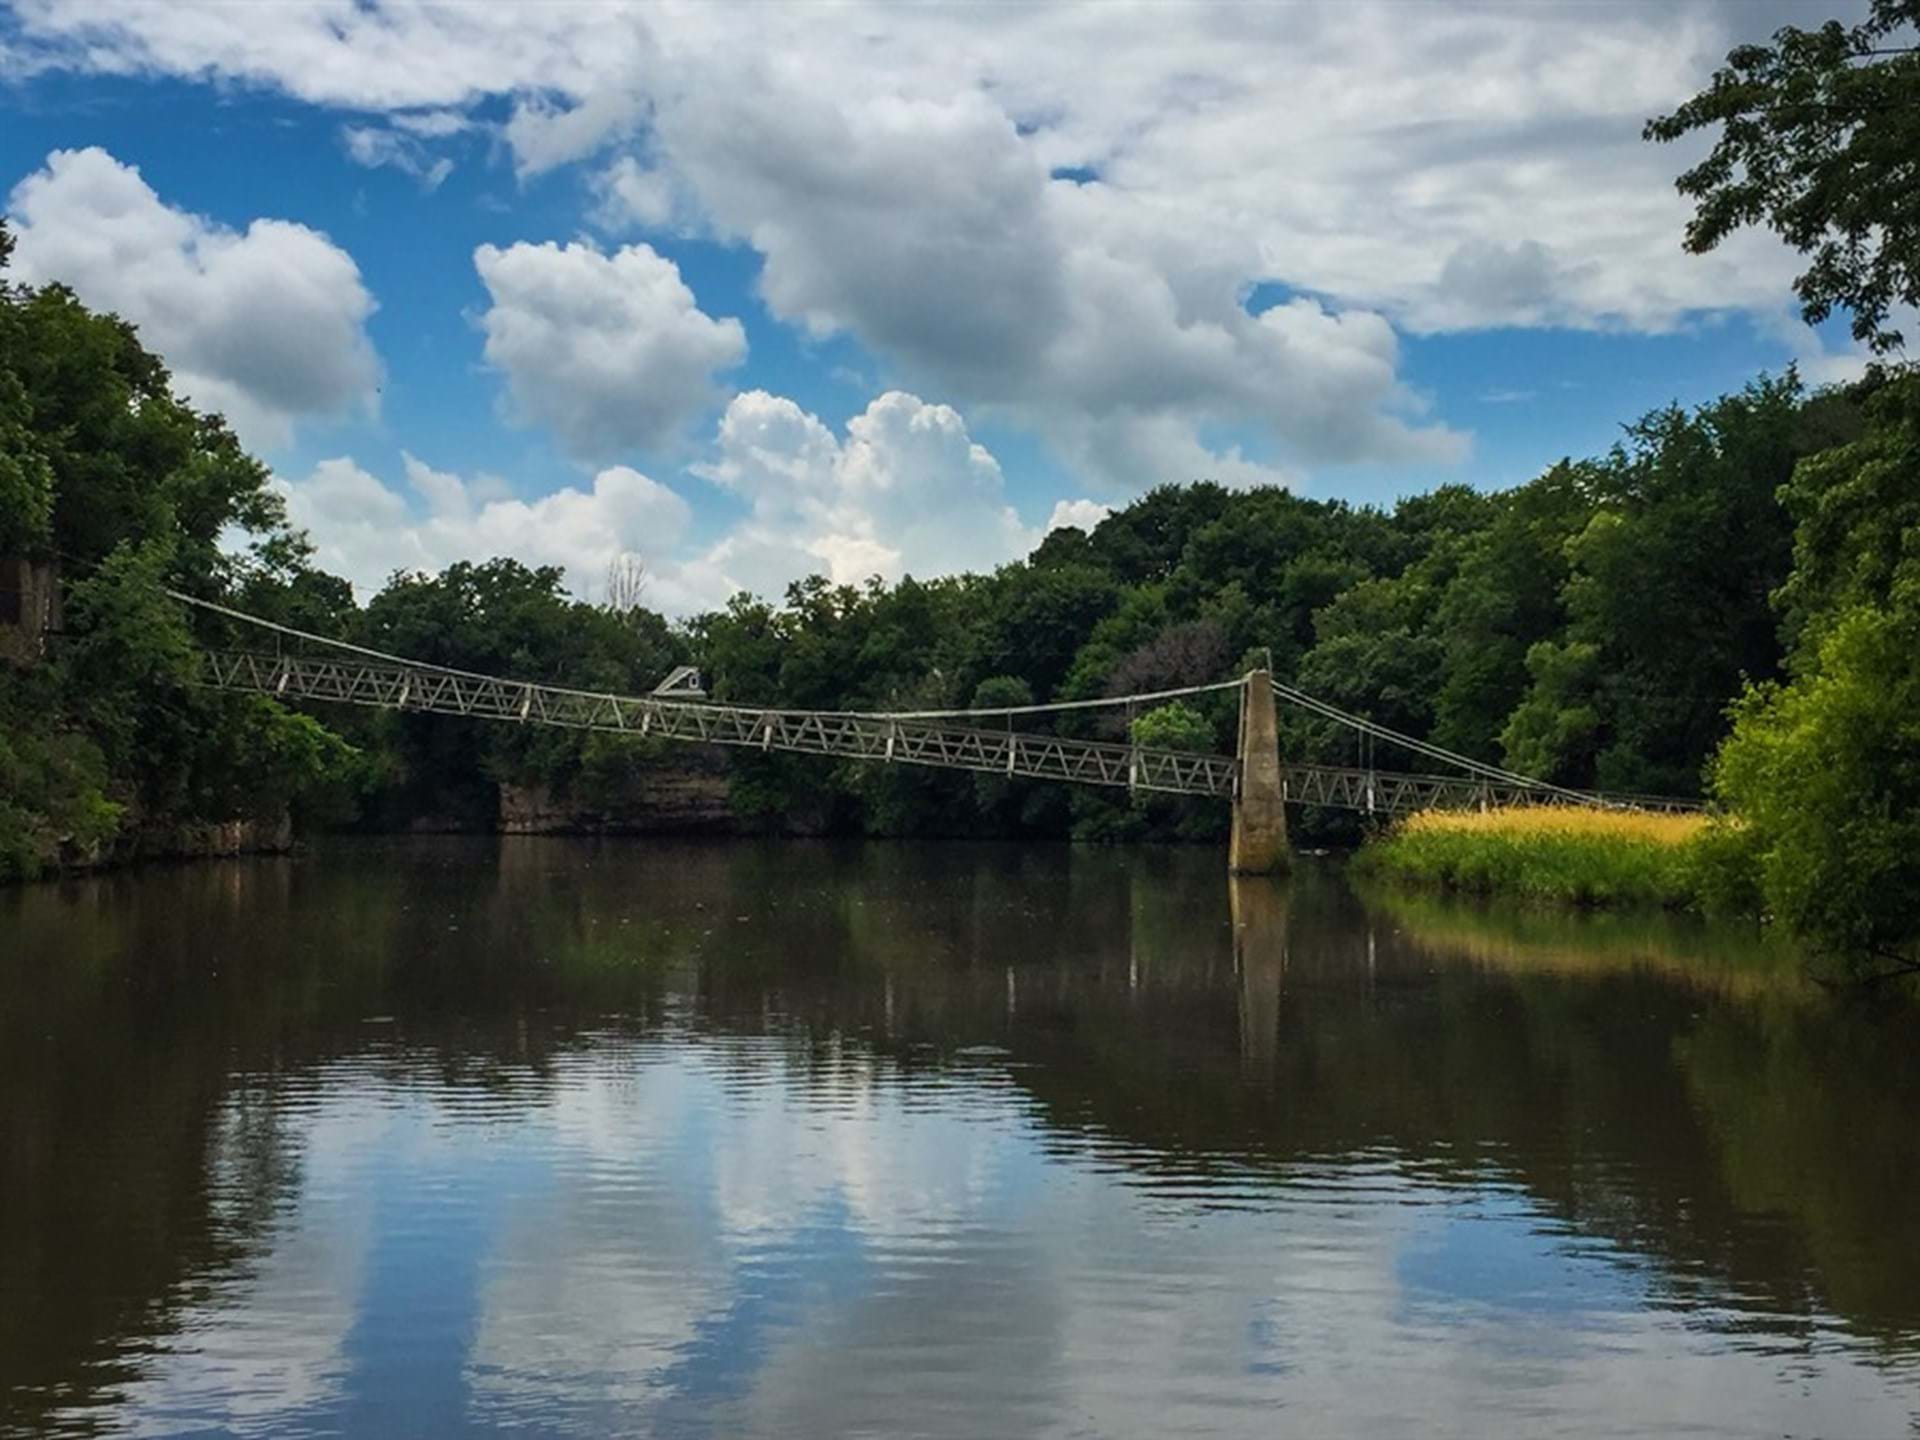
[969,675,1043,832]
[844,671,977,836]
[351,558,685,826]
[1646,0,1920,353]
[1498,640,1603,783]
[1772,371,1920,653]
[1426,463,1590,760]
[1078,699,1225,844]
[1087,482,1232,585]
[60,539,196,778]
[1172,490,1387,670]
[1496,377,1832,792]
[1707,370,1920,973]
[0,227,355,875]
[1130,700,1213,752]
[971,560,1120,701]
[1296,575,1444,751]
[1713,603,1920,974]
[0,226,54,555]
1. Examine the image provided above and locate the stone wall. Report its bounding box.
[17,810,297,882]
[149,812,296,863]
[500,757,739,836]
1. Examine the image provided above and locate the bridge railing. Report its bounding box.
[196,649,1240,798]
[193,648,1704,816]
[1283,761,1705,816]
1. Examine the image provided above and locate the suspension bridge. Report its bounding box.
[171,592,1701,876]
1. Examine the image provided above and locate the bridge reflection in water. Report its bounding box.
[1,840,1911,1438]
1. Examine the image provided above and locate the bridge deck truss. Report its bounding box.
[1279,761,1702,816]
[196,650,1701,816]
[198,650,1239,798]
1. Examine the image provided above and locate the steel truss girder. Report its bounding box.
[197,650,1238,798]
[195,650,1700,816]
[1279,762,1701,816]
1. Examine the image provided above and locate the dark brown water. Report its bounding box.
[3,838,1918,1438]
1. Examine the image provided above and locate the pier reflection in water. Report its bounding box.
[2,838,1916,1438]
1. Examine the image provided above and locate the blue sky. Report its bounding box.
[0,1,1865,610]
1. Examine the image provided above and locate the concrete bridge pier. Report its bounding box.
[1229,668,1289,875]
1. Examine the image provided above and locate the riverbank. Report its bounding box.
[1352,806,1752,911]
[0,811,294,884]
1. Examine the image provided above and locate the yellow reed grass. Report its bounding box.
[1393,806,1710,846]
[1356,804,1734,909]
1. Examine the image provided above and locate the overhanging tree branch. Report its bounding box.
[1646,0,1920,354]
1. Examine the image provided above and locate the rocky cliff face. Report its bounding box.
[499,762,739,836]
[147,813,296,861]
[41,810,296,878]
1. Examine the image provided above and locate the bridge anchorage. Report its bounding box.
[170,591,1702,877]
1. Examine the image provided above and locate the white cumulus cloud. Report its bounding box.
[4,146,380,450]
[473,239,746,461]
[275,452,692,602]
[688,389,1036,598]
[268,388,1042,613]
[1046,499,1111,534]
[2,4,1821,345]
[3,0,650,111]
[651,79,1458,492]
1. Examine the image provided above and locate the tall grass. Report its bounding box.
[1353,806,1744,910]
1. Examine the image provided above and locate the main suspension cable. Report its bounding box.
[1269,676,1606,804]
[874,677,1240,720]
[165,589,1241,723]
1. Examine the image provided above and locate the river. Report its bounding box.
[3,838,1917,1438]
